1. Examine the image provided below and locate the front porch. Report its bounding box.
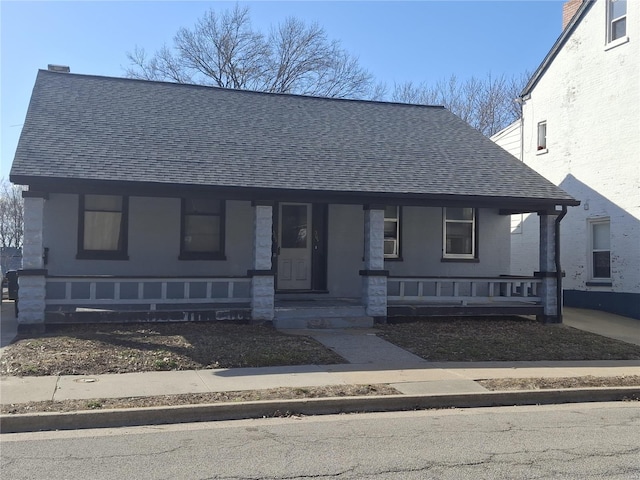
[16,193,564,332]
[40,274,544,328]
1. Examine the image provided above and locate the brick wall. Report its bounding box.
[518,0,639,296]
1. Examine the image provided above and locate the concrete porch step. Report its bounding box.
[273,305,373,329]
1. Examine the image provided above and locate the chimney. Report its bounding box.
[47,64,70,73]
[562,0,583,30]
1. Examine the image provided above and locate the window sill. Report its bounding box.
[76,251,129,260]
[536,148,548,155]
[586,281,612,287]
[384,256,403,262]
[605,36,629,51]
[179,253,227,261]
[441,257,479,263]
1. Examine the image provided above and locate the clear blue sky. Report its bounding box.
[0,0,565,180]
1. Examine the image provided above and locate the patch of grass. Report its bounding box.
[1,384,399,415]
[378,316,640,362]
[479,375,640,391]
[0,322,345,376]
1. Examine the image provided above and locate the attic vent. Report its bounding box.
[48,64,70,73]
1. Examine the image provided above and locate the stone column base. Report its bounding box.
[251,275,275,322]
[539,277,559,320]
[362,275,387,317]
[17,274,46,329]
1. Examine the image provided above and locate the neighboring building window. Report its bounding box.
[537,121,547,150]
[180,198,225,259]
[608,0,627,42]
[78,194,128,259]
[384,206,401,259]
[590,219,611,279]
[443,208,476,259]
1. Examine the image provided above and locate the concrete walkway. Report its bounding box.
[564,307,640,346]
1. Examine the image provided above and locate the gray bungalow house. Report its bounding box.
[10,68,578,332]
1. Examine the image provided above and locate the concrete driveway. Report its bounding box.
[564,307,640,347]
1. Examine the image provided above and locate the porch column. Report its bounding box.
[360,205,388,320]
[18,192,48,333]
[537,212,559,324]
[250,202,275,321]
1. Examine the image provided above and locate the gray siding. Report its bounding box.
[44,194,253,276]
[44,196,510,293]
[385,207,510,277]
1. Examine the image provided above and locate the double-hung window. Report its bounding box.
[78,194,128,259]
[180,198,225,260]
[384,206,401,259]
[443,207,476,259]
[537,121,547,151]
[590,219,611,280]
[607,0,627,43]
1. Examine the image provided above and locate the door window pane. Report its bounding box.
[281,205,308,248]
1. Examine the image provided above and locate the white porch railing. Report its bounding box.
[387,276,542,304]
[45,276,252,309]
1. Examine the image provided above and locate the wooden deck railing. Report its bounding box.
[387,276,542,304]
[45,276,252,309]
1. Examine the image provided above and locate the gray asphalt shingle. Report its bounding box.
[11,70,576,204]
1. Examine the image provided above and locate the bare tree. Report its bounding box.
[0,179,24,274]
[0,180,23,249]
[391,73,528,137]
[126,5,373,99]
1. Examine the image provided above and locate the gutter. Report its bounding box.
[555,206,568,323]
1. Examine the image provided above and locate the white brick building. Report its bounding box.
[493,0,639,319]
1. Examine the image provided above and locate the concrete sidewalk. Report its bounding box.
[3,359,639,405]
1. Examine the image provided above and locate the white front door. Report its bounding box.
[277,203,312,290]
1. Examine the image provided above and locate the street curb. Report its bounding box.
[2,387,639,433]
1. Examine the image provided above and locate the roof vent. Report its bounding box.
[47,64,70,73]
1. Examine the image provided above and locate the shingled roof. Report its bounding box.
[11,70,577,208]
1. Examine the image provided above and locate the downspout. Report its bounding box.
[555,206,568,323]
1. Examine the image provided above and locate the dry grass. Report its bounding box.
[0,322,344,376]
[479,375,640,391]
[1,384,399,415]
[378,316,640,361]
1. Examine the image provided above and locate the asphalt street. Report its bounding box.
[2,402,639,479]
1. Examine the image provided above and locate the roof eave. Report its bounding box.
[11,175,580,211]
[520,0,595,98]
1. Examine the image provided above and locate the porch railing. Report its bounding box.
[387,276,542,304]
[45,276,252,309]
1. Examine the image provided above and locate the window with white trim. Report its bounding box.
[607,0,627,43]
[590,219,611,279]
[443,208,476,259]
[537,121,547,151]
[384,206,400,258]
